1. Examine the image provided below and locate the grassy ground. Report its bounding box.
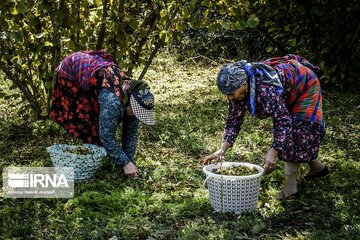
[0,53,359,239]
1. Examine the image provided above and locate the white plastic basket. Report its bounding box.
[203,162,264,214]
[46,144,107,182]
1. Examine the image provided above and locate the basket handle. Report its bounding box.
[203,175,212,189]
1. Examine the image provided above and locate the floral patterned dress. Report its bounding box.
[224,56,325,162]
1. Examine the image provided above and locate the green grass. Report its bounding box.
[0,52,359,239]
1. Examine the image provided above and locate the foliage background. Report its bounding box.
[0,0,359,120]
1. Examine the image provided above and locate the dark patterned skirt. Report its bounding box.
[278,119,325,162]
[49,66,128,145]
[49,76,102,145]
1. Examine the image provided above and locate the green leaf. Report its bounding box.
[159,30,166,42]
[203,9,209,17]
[141,44,148,50]
[264,21,272,27]
[85,28,93,37]
[44,41,53,46]
[38,3,44,11]
[289,38,296,47]
[129,19,139,30]
[189,16,196,28]
[235,20,247,30]
[68,40,75,50]
[12,31,24,42]
[208,22,221,31]
[45,119,53,127]
[167,4,174,13]
[40,110,48,117]
[0,92,5,98]
[160,10,167,18]
[161,17,167,26]
[181,9,189,18]
[138,28,148,38]
[16,2,28,15]
[94,0,102,7]
[165,33,171,43]
[247,14,259,28]
[45,81,52,89]
[11,7,19,15]
[266,47,273,53]
[173,31,182,41]
[54,9,65,26]
[201,0,211,7]
[175,23,184,31]
[222,22,231,30]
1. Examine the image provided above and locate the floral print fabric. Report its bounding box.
[49,76,102,144]
[224,64,325,162]
[50,51,121,144]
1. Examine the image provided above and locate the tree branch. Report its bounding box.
[111,0,125,57]
[96,0,109,50]
[138,42,161,81]
[127,9,158,76]
[45,0,62,112]
[138,0,204,80]
[138,3,181,80]
[0,64,42,118]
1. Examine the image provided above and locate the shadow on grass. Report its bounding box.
[0,91,359,239]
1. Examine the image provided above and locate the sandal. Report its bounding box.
[304,166,329,180]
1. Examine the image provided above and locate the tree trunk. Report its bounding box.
[111,0,125,58]
[47,0,63,112]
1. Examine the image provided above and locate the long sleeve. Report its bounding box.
[257,85,292,152]
[223,99,247,145]
[122,115,139,161]
[98,88,131,165]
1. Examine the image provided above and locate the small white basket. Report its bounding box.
[203,162,264,214]
[47,144,107,182]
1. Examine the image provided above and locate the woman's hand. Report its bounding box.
[264,148,278,174]
[202,142,230,165]
[202,148,226,164]
[123,161,139,178]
